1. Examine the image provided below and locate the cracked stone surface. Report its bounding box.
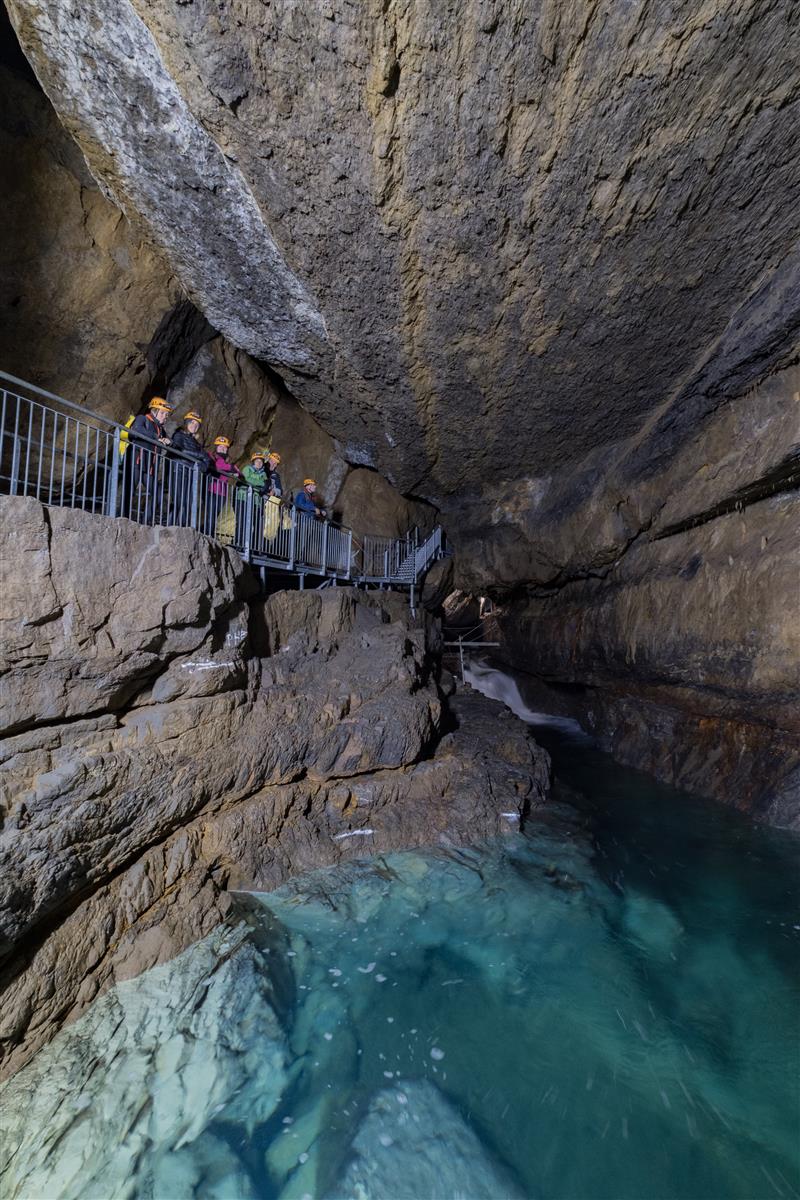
[0,496,549,1078]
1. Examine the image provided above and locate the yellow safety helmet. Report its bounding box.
[213,436,231,448]
[303,478,316,487]
[251,449,267,462]
[149,396,173,414]
[183,410,203,424]
[267,450,281,464]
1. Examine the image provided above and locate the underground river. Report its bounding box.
[1,665,798,1200]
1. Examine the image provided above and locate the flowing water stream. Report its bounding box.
[1,666,798,1200]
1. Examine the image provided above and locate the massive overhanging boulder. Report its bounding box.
[7,0,799,498]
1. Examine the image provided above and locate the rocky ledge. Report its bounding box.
[0,496,549,1079]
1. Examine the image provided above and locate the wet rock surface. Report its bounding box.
[327,1079,526,1200]
[493,490,800,826]
[0,496,548,1078]
[3,802,796,1200]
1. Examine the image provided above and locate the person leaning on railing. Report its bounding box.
[208,436,243,541]
[294,477,327,518]
[129,396,173,449]
[170,411,213,471]
[240,449,270,495]
[127,397,173,523]
[238,450,287,542]
[168,410,212,527]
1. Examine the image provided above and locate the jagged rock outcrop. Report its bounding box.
[0,496,549,1077]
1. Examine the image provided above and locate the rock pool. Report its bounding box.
[1,670,798,1200]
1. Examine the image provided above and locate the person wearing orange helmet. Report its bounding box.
[169,411,212,526]
[127,396,174,524]
[295,477,327,518]
[129,396,173,449]
[208,436,242,497]
[266,450,283,499]
[241,449,269,495]
[171,410,209,464]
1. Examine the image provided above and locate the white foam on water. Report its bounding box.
[465,661,588,737]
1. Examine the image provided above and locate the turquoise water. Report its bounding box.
[2,668,799,1200]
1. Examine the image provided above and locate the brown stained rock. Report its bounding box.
[0,497,549,1076]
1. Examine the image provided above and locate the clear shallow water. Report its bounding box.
[2,668,799,1200]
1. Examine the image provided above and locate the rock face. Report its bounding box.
[3,4,799,819]
[0,496,549,1078]
[7,0,798,496]
[463,362,800,824]
[0,47,434,532]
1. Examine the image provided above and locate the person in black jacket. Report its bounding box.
[170,410,211,526]
[127,397,173,523]
[266,450,283,499]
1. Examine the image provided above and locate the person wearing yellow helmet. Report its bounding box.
[209,436,243,497]
[168,411,213,526]
[171,411,211,467]
[266,450,283,499]
[126,397,174,524]
[241,450,269,495]
[295,477,327,518]
[129,396,173,450]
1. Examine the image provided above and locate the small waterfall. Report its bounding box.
[464,659,590,739]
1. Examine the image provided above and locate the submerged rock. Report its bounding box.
[327,1079,525,1200]
[0,926,282,1200]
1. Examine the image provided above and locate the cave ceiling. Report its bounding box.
[6,0,800,499]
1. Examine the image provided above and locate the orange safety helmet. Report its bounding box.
[267,450,281,463]
[303,478,316,488]
[183,410,203,424]
[149,396,173,414]
[213,436,231,448]
[250,449,267,462]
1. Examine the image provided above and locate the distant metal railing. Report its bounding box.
[0,371,443,590]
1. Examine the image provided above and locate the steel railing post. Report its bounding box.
[9,435,21,495]
[106,434,120,517]
[321,519,329,576]
[242,487,253,562]
[288,507,296,570]
[346,528,353,580]
[190,462,200,530]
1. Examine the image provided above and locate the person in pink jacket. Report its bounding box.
[209,436,242,496]
[206,436,243,539]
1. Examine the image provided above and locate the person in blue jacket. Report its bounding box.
[294,478,327,518]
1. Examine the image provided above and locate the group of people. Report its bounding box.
[127,396,328,521]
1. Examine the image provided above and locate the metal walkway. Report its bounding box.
[0,371,445,600]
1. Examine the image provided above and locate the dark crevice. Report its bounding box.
[654,451,800,541]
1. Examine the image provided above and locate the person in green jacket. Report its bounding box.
[241,450,269,494]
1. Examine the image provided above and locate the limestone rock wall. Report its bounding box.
[0,49,433,535]
[7,0,798,496]
[0,497,548,1077]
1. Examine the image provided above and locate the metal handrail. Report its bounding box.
[0,371,444,591]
